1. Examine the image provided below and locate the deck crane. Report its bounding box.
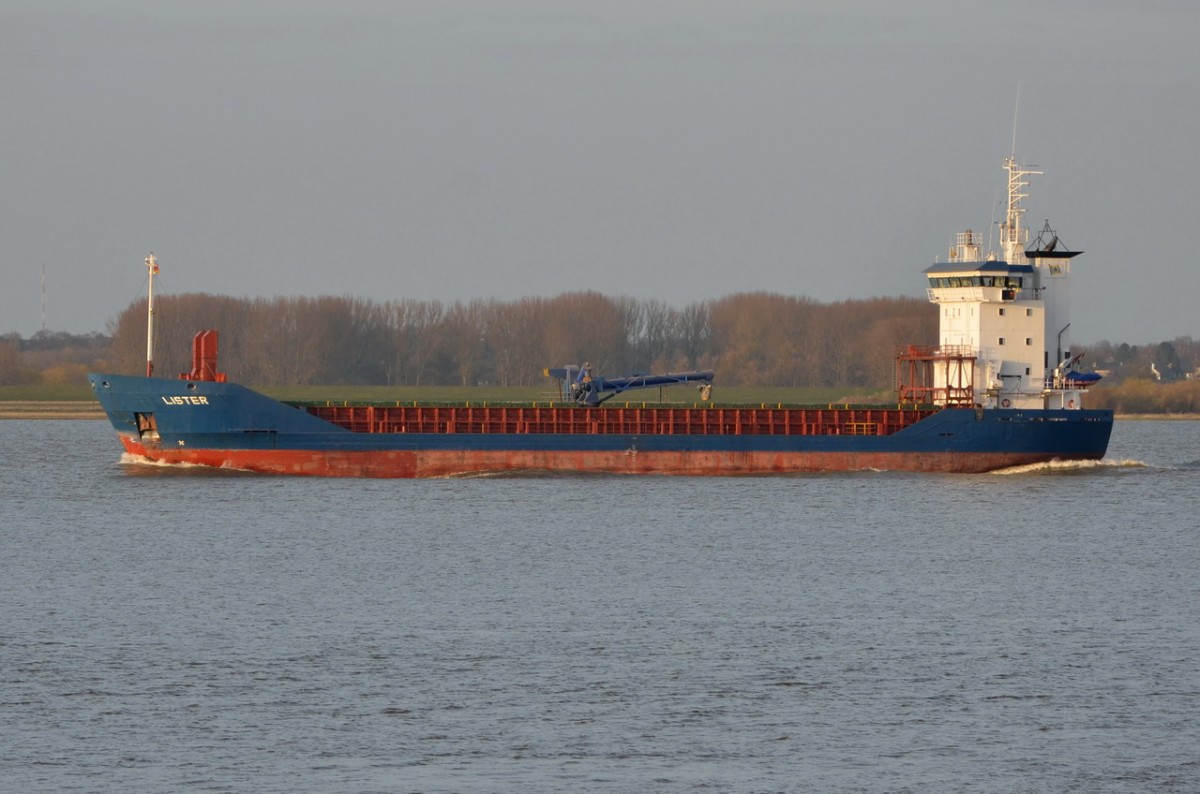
[545,363,714,406]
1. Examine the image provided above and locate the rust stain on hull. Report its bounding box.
[119,436,1087,478]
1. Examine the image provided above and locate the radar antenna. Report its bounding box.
[999,157,1041,265]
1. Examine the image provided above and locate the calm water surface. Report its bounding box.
[2,419,1199,793]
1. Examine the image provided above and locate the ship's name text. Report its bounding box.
[161,395,210,405]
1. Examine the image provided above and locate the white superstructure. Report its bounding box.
[921,157,1086,410]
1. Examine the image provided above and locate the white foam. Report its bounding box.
[119,452,202,469]
[117,452,253,475]
[991,457,1147,475]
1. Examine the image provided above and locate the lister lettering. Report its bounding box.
[161,395,210,405]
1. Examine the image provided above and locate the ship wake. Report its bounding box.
[118,452,256,476]
[991,458,1148,475]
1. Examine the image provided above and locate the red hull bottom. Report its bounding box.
[118,437,1084,477]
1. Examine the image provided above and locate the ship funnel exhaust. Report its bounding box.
[181,330,227,382]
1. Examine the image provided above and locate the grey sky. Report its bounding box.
[2,0,1196,345]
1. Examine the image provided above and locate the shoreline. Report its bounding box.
[1,401,1197,422]
[0,402,105,420]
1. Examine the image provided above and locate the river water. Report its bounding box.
[2,419,1198,793]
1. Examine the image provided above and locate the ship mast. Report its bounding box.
[145,252,159,377]
[999,157,1041,264]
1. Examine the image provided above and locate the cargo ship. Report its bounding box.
[89,155,1113,476]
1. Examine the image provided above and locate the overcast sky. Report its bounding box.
[2,0,1197,345]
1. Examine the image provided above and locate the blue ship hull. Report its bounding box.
[89,373,1114,477]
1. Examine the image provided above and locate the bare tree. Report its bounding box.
[100,289,944,388]
[443,300,491,386]
[0,337,23,385]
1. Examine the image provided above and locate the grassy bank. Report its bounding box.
[258,384,886,407]
[0,384,96,401]
[5,382,1196,419]
[1,382,875,405]
[0,382,888,419]
[0,384,104,418]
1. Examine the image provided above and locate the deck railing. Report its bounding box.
[303,404,939,438]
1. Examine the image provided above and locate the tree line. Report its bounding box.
[99,291,936,389]
[4,294,1197,407]
[0,330,109,388]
